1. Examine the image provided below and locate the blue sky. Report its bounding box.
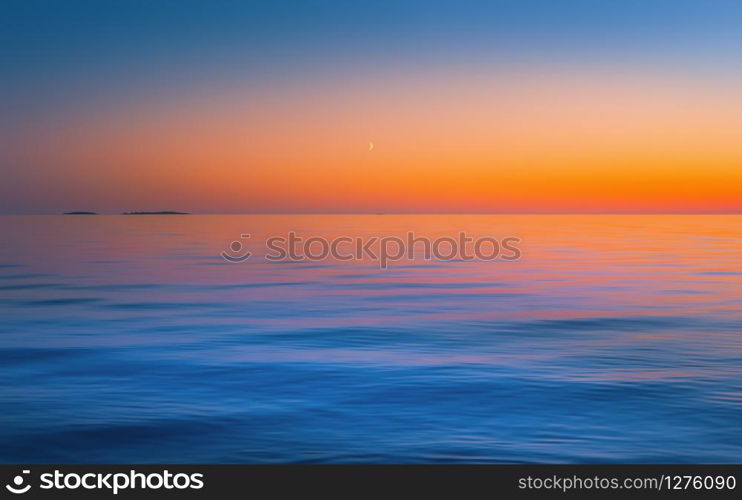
[3,1,742,91]
[2,1,742,213]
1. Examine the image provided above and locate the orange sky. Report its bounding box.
[5,66,742,213]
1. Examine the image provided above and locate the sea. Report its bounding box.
[0,214,739,463]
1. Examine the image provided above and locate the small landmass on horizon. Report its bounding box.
[64,211,98,215]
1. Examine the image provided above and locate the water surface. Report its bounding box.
[0,215,740,463]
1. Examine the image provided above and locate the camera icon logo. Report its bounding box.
[6,470,31,494]
[221,233,252,263]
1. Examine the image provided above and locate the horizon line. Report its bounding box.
[1,212,741,216]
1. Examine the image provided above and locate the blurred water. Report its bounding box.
[0,215,740,463]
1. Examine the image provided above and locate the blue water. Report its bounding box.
[0,215,740,463]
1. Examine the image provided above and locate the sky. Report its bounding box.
[2,0,742,213]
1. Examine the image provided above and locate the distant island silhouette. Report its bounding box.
[64,211,98,215]
[122,211,189,215]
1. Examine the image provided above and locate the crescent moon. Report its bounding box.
[368,141,374,152]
